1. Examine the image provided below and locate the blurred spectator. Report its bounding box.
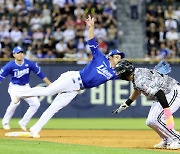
[61,3,74,19]
[10,26,23,46]
[0,15,10,29]
[166,28,179,41]
[65,16,75,28]
[84,1,95,16]
[0,24,10,41]
[103,1,114,16]
[76,49,88,64]
[130,0,139,20]
[146,4,156,16]
[156,42,171,59]
[40,3,52,26]
[74,15,86,30]
[32,28,44,46]
[74,4,84,17]
[158,26,166,43]
[22,27,32,49]
[44,50,56,59]
[165,17,178,31]
[147,37,158,53]
[53,14,65,30]
[76,37,86,51]
[104,14,117,28]
[98,39,108,54]
[63,25,75,42]
[164,5,176,19]
[174,6,180,21]
[53,0,66,8]
[6,0,15,14]
[35,49,44,58]
[74,0,85,6]
[55,39,67,58]
[18,2,29,16]
[30,13,42,31]
[44,27,53,45]
[25,46,36,60]
[94,24,107,41]
[95,3,103,15]
[65,39,76,58]
[107,24,118,50]
[52,27,63,42]
[146,24,158,40]
[156,5,164,18]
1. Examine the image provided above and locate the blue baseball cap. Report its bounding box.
[107,50,125,59]
[12,46,24,54]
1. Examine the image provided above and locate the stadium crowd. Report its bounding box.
[145,0,180,60]
[0,0,118,63]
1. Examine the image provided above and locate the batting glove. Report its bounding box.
[164,108,174,130]
[112,103,129,114]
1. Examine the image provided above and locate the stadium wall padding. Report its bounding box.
[0,63,179,118]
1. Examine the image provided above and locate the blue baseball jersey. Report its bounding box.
[0,59,46,85]
[80,38,119,88]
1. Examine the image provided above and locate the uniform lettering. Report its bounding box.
[97,64,113,79]
[14,68,30,78]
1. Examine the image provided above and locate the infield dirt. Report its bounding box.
[1,129,180,152]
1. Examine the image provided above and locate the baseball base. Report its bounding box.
[5,131,32,137]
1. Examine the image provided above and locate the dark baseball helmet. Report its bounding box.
[115,60,135,80]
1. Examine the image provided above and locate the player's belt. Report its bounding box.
[78,77,84,90]
[177,83,180,86]
[72,77,84,90]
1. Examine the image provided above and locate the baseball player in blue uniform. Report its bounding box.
[14,15,125,137]
[0,46,51,131]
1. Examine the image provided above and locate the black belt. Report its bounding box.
[72,77,84,90]
[78,77,84,90]
[177,83,180,86]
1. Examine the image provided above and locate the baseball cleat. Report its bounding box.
[154,140,167,149]
[31,131,40,138]
[166,139,180,150]
[18,121,27,131]
[30,128,40,138]
[3,123,10,130]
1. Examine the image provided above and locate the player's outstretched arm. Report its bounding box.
[112,89,141,114]
[43,77,51,85]
[86,15,95,40]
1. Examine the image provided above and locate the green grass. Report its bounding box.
[2,118,180,130]
[0,118,180,154]
[0,138,173,154]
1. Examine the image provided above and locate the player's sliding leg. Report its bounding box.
[16,72,80,100]
[30,92,78,138]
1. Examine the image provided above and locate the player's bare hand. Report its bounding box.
[86,15,94,27]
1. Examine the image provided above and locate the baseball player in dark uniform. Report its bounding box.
[0,46,51,131]
[14,15,125,138]
[113,60,180,150]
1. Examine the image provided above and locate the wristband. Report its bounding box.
[125,98,133,106]
[164,108,172,118]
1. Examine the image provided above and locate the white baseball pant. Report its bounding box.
[18,71,83,133]
[2,83,40,127]
[146,84,180,143]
